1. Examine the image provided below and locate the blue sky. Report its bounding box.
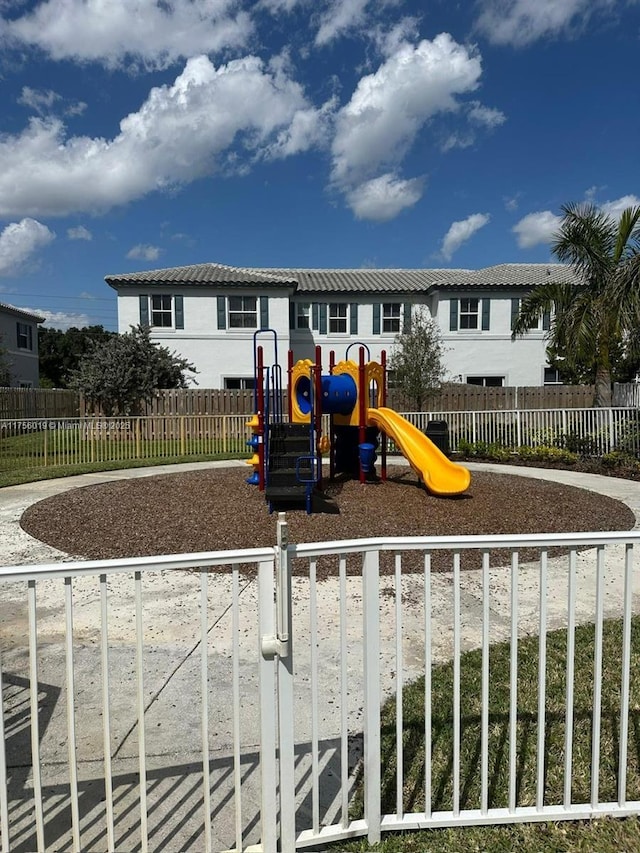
[0,0,638,331]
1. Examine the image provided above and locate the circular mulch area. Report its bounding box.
[20,465,635,577]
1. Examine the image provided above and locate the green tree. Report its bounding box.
[39,325,117,388]
[512,202,640,406]
[70,325,197,415]
[388,307,447,409]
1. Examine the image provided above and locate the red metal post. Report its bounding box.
[380,350,387,482]
[314,345,323,490]
[358,346,366,483]
[287,349,294,422]
[256,346,266,491]
[328,350,335,481]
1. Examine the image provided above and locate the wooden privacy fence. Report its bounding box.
[3,384,639,419]
[0,388,80,419]
[2,407,640,474]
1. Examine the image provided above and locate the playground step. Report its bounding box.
[269,422,310,438]
[269,436,311,454]
[268,468,313,487]
[269,453,314,471]
[265,484,308,501]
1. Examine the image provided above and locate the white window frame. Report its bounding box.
[150,294,174,328]
[543,366,562,385]
[516,298,540,330]
[459,298,479,330]
[224,377,256,390]
[382,303,401,333]
[228,295,257,329]
[16,322,33,350]
[296,302,311,329]
[466,375,505,387]
[329,303,348,334]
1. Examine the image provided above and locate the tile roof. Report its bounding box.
[105,261,579,293]
[105,262,297,287]
[0,301,45,323]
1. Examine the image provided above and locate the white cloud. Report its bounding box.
[468,101,506,129]
[441,212,490,260]
[127,244,161,261]
[513,210,561,248]
[373,17,421,58]
[264,96,337,159]
[315,0,370,46]
[331,34,484,219]
[504,193,521,212]
[346,173,424,221]
[601,194,640,220]
[0,54,315,218]
[67,225,92,241]
[260,0,307,11]
[475,0,620,47]
[1,0,253,70]
[38,310,92,330]
[440,101,506,152]
[0,218,55,276]
[18,86,86,117]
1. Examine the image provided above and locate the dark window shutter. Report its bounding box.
[511,298,519,331]
[449,299,458,331]
[319,304,327,335]
[543,311,551,331]
[139,295,149,326]
[15,322,19,347]
[289,303,296,329]
[174,295,184,329]
[312,303,319,331]
[373,303,381,334]
[349,303,358,335]
[260,296,269,330]
[403,303,412,331]
[481,298,490,331]
[217,295,226,330]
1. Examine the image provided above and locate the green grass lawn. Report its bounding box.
[0,428,247,486]
[335,618,640,852]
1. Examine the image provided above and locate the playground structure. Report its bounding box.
[246,331,471,512]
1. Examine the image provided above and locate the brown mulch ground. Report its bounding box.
[20,465,635,576]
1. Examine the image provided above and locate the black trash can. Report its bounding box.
[425,420,449,456]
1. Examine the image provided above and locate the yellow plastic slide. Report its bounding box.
[367,407,471,496]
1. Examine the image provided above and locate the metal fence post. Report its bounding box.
[363,549,381,845]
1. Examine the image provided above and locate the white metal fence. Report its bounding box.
[1,407,640,477]
[1,521,640,850]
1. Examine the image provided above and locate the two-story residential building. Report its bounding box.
[0,302,45,387]
[106,262,578,389]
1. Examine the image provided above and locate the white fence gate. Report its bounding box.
[1,520,640,851]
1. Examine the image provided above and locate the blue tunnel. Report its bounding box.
[296,373,357,416]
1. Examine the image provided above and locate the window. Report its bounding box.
[224,377,256,390]
[228,296,257,329]
[139,294,184,329]
[329,303,348,333]
[151,294,173,327]
[459,298,479,329]
[16,322,33,350]
[544,367,562,385]
[511,298,549,332]
[296,303,310,329]
[466,376,504,387]
[382,303,401,333]
[450,297,490,331]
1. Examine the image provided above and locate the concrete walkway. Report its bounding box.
[1,461,639,851]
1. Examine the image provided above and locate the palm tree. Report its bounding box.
[512,202,640,406]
